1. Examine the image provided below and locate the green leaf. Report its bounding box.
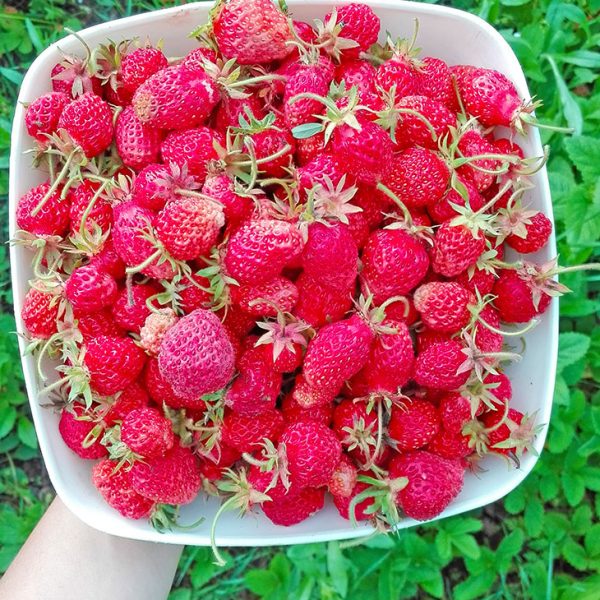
[562,538,588,571]
[453,572,497,600]
[584,524,600,557]
[190,550,217,589]
[452,535,481,560]
[564,135,600,184]
[562,470,586,506]
[327,542,348,598]
[524,500,544,537]
[0,405,16,439]
[291,123,324,139]
[244,570,279,597]
[168,589,191,600]
[17,417,37,449]
[557,332,591,372]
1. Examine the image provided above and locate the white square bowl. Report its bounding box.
[9,0,558,546]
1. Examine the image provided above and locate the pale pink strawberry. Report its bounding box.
[212,0,293,65]
[58,92,114,158]
[328,454,358,498]
[159,309,235,401]
[93,459,155,519]
[133,65,219,129]
[115,106,161,170]
[25,92,70,141]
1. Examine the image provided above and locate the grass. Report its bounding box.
[1,0,600,598]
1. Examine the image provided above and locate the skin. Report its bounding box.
[0,497,183,600]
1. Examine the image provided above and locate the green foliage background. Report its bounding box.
[0,1,599,598]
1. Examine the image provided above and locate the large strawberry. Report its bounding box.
[211,0,293,65]
[133,65,219,129]
[65,264,118,316]
[413,282,474,333]
[158,308,235,400]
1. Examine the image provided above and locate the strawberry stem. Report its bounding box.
[31,149,77,217]
[126,248,163,275]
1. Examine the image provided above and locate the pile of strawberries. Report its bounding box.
[16,0,570,550]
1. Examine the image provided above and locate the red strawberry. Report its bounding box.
[51,58,102,98]
[456,67,534,130]
[214,95,266,133]
[58,92,114,158]
[161,127,223,182]
[65,264,118,316]
[431,221,487,278]
[120,46,168,94]
[295,131,326,166]
[280,420,342,487]
[383,147,449,209]
[69,181,112,235]
[93,459,155,519]
[180,46,218,73]
[297,153,346,194]
[418,57,456,110]
[388,400,440,450]
[89,239,126,280]
[225,219,304,285]
[16,182,71,237]
[255,316,307,373]
[202,173,254,228]
[25,92,70,141]
[331,117,393,185]
[103,382,149,425]
[322,3,380,59]
[212,0,292,65]
[303,314,374,394]
[121,407,175,458]
[504,211,552,254]
[416,329,452,354]
[481,408,534,456]
[428,428,473,460]
[236,276,298,317]
[59,404,107,459]
[333,477,373,522]
[456,129,504,192]
[332,399,379,465]
[284,65,331,129]
[281,393,333,425]
[115,106,161,170]
[336,59,379,103]
[159,308,235,400]
[221,408,285,453]
[389,450,464,520]
[132,164,178,211]
[133,65,219,129]
[328,454,358,498]
[112,283,157,333]
[455,266,496,297]
[414,282,474,333]
[414,340,470,391]
[493,268,552,323]
[112,201,175,280]
[391,96,456,150]
[199,444,242,482]
[248,125,295,178]
[291,374,337,409]
[77,310,125,340]
[440,393,481,435]
[85,336,146,396]
[155,195,224,261]
[225,345,282,415]
[130,443,201,505]
[428,178,484,224]
[21,288,60,339]
[144,357,204,410]
[262,487,325,526]
[360,229,430,304]
[377,58,419,98]
[302,222,358,291]
[178,273,213,314]
[293,273,353,328]
[359,318,414,393]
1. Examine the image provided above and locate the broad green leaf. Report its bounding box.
[16,417,37,449]
[562,470,586,506]
[562,538,588,571]
[564,135,600,184]
[557,332,591,372]
[453,572,496,600]
[524,500,544,537]
[327,542,348,598]
[244,570,279,597]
